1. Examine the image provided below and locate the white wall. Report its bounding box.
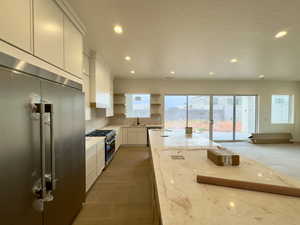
[85,108,109,134]
[114,79,300,141]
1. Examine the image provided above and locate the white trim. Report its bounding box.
[55,0,87,35]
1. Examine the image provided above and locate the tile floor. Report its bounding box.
[73,146,155,225]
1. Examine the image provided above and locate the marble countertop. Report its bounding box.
[149,129,300,225]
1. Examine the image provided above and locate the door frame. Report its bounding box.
[164,94,258,142]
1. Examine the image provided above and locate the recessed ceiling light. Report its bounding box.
[258,74,265,79]
[130,70,135,74]
[230,58,238,63]
[275,30,287,39]
[209,72,215,76]
[170,71,175,74]
[125,56,131,61]
[114,25,123,34]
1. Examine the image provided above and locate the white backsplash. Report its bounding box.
[85,108,109,134]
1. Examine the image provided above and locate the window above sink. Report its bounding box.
[125,94,151,118]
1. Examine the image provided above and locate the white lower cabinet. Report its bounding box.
[115,128,122,151]
[96,139,105,176]
[122,127,147,145]
[85,144,97,192]
[85,138,105,192]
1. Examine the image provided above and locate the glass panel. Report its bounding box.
[235,96,256,140]
[212,96,234,140]
[188,96,210,138]
[125,94,150,118]
[164,96,187,130]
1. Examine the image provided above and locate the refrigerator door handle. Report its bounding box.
[34,103,55,202]
[49,103,56,191]
[40,102,47,201]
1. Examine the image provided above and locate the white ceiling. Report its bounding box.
[67,0,300,80]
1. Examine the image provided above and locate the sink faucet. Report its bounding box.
[136,117,140,126]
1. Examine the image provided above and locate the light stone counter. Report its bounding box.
[149,129,300,225]
[104,124,163,129]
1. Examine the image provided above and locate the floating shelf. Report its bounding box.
[151,113,161,116]
[151,93,161,97]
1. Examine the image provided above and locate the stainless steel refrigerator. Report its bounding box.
[0,52,85,225]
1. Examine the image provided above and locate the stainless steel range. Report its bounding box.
[86,130,116,165]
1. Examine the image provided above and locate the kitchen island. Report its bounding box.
[149,129,300,225]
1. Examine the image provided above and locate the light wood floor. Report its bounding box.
[73,146,154,225]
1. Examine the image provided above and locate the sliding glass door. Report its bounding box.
[188,96,210,139]
[235,96,256,140]
[164,95,257,141]
[164,96,187,129]
[212,96,234,141]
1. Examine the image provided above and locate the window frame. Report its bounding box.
[271,94,294,124]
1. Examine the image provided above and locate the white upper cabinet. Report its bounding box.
[0,0,86,83]
[106,75,114,117]
[0,0,32,53]
[90,54,113,113]
[34,0,64,68]
[83,54,90,75]
[82,73,91,120]
[64,15,83,77]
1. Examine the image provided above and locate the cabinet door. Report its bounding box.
[122,128,128,144]
[0,0,32,52]
[82,74,91,120]
[115,128,122,150]
[127,130,137,145]
[115,132,120,150]
[83,54,90,75]
[106,75,114,117]
[86,145,97,175]
[86,145,97,192]
[94,60,108,108]
[34,0,64,68]
[137,130,147,145]
[96,140,105,176]
[64,15,83,77]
